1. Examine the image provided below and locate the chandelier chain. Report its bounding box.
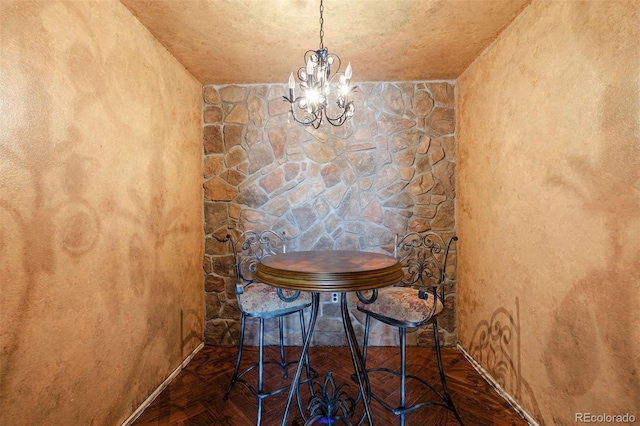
[319,0,324,49]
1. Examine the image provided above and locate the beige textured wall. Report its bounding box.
[457,0,639,424]
[0,1,203,425]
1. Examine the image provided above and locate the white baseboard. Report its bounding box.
[457,343,540,426]
[121,342,205,426]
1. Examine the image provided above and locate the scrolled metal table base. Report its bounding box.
[281,292,374,426]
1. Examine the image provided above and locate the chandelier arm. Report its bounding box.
[303,50,318,65]
[330,54,341,77]
[284,98,323,127]
[324,105,352,126]
[296,66,307,82]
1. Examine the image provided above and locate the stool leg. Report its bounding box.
[399,327,407,426]
[278,316,288,378]
[224,313,246,399]
[433,322,464,425]
[257,318,265,426]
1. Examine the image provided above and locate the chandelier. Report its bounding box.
[283,0,355,128]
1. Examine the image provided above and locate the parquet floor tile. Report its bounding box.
[132,346,529,426]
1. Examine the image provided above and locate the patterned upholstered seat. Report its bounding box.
[357,286,443,325]
[239,282,311,316]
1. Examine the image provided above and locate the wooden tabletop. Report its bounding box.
[256,250,403,292]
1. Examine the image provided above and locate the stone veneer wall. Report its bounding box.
[202,81,457,347]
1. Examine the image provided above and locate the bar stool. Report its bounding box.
[223,229,313,425]
[356,231,464,425]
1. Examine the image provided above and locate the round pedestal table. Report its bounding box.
[257,250,402,426]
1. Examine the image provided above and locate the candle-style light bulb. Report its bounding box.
[306,59,314,82]
[288,72,295,99]
[345,62,352,80]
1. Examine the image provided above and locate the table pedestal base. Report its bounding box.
[282,292,373,426]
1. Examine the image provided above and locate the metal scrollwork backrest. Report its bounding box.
[395,232,458,301]
[230,230,286,286]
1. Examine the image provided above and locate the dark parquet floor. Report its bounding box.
[133,345,529,426]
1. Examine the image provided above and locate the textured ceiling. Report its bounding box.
[120,0,531,85]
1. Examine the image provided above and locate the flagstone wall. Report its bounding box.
[202,81,457,347]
